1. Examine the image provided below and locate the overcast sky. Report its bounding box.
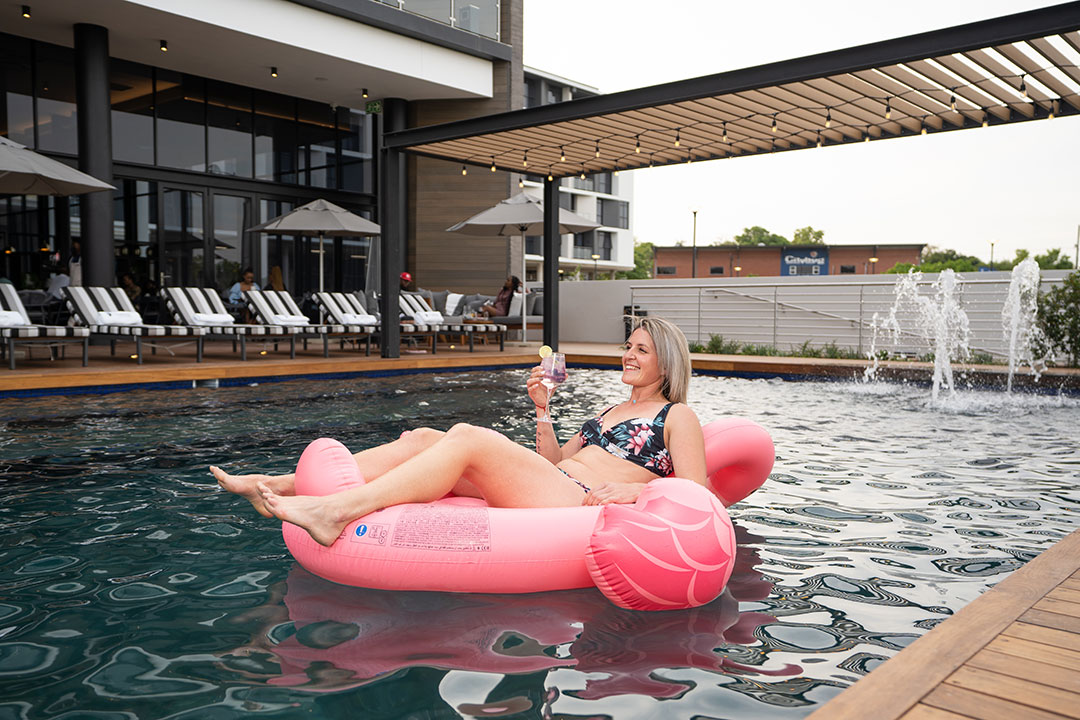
[522,1,1080,263]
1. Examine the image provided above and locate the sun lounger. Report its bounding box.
[0,284,90,370]
[160,287,294,361]
[310,292,381,356]
[64,286,205,364]
[403,292,506,351]
[244,289,354,358]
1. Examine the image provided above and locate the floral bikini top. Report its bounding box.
[579,403,675,477]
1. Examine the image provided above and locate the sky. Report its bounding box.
[521,0,1080,263]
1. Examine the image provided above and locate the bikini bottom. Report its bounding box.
[556,466,591,493]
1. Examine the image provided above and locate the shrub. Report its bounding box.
[1037,270,1080,367]
[706,334,742,355]
[794,340,823,358]
[741,343,780,356]
[688,342,705,353]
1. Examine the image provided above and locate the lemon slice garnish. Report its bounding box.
[538,345,552,359]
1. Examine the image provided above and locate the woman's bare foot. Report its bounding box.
[210,466,292,518]
[258,483,349,547]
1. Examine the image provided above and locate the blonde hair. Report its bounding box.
[627,315,691,404]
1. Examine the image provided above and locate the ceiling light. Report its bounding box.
[160,40,167,52]
[270,66,278,78]
[21,5,30,18]
[362,88,369,98]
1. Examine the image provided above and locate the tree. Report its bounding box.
[1037,270,1080,366]
[734,226,788,246]
[884,246,984,274]
[792,226,825,245]
[616,241,655,280]
[1033,247,1075,270]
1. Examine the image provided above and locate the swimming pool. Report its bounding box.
[1,369,1077,718]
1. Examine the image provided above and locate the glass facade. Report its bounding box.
[391,0,500,40]
[0,32,377,295]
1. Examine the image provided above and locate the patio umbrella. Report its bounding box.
[247,198,381,293]
[0,135,115,195]
[446,191,599,339]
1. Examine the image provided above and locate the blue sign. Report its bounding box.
[782,248,829,276]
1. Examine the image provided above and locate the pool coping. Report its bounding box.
[806,526,1080,720]
[1,342,1078,398]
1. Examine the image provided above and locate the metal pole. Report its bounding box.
[772,285,778,348]
[691,210,698,278]
[990,241,995,271]
[520,231,527,342]
[542,177,560,350]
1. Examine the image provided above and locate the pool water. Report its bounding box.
[1,370,1078,719]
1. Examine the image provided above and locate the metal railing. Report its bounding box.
[628,274,1068,359]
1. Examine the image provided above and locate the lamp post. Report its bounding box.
[691,210,698,279]
[990,241,995,271]
[591,253,600,280]
[868,256,879,274]
[734,265,742,277]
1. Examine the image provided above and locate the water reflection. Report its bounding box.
[222,535,800,715]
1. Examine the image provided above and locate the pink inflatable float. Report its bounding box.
[282,417,774,611]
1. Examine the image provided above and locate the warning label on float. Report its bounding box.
[391,505,491,552]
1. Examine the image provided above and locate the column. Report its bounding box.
[543,177,560,349]
[74,24,114,288]
[379,98,407,358]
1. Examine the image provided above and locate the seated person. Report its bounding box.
[229,268,260,305]
[121,272,142,302]
[45,267,70,301]
[481,275,522,318]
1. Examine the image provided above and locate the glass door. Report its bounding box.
[159,187,206,289]
[210,193,252,292]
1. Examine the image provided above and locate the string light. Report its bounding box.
[560,146,565,162]
[518,177,524,188]
[982,110,989,128]
[816,132,822,148]
[825,108,831,129]
[613,163,619,176]
[674,129,680,147]
[580,164,586,180]
[864,126,870,142]
[885,97,891,120]
[950,91,956,112]
[522,151,528,168]
[461,165,467,176]
[1049,100,1057,120]
[1020,75,1027,98]
[722,122,728,142]
[920,119,927,135]
[547,172,554,181]
[634,136,641,153]
[771,114,778,133]
[594,140,600,158]
[490,157,496,172]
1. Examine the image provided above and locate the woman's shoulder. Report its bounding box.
[664,402,701,427]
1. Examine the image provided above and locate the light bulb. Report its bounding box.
[825,109,831,129]
[674,129,680,147]
[722,123,728,142]
[1020,76,1027,98]
[362,88,369,98]
[160,39,168,52]
[522,151,528,168]
[560,146,566,162]
[490,158,496,172]
[270,67,278,78]
[594,140,600,158]
[950,93,956,112]
[635,136,640,153]
[461,165,467,176]
[518,178,524,188]
[885,97,891,120]
[771,115,777,133]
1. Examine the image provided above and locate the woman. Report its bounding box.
[211,317,705,547]
[228,268,260,305]
[481,276,522,318]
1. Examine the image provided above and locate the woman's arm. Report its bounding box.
[665,404,707,486]
[526,365,582,464]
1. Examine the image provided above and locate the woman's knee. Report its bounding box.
[445,423,500,444]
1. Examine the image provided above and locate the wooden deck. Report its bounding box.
[808,527,1080,720]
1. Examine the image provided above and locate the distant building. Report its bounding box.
[652,244,926,278]
[520,67,634,282]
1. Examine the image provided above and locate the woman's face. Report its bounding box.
[243,272,254,284]
[503,277,513,289]
[621,328,663,388]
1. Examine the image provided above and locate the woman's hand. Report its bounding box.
[582,482,644,506]
[526,365,550,409]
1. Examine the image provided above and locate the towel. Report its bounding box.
[273,314,310,326]
[97,310,142,326]
[340,312,378,325]
[192,312,235,326]
[412,310,443,325]
[0,310,27,327]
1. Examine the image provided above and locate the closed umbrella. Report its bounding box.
[247,198,381,293]
[447,191,599,339]
[0,135,115,195]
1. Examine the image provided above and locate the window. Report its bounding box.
[525,235,541,255]
[840,265,856,274]
[254,90,297,184]
[0,34,34,147]
[597,198,629,229]
[558,192,574,211]
[598,231,613,261]
[207,80,253,178]
[594,173,612,194]
[339,107,373,192]
[524,77,541,108]
[572,231,594,259]
[545,83,564,105]
[110,60,154,165]
[297,99,337,188]
[656,266,676,275]
[156,70,205,171]
[710,266,725,275]
[35,43,78,155]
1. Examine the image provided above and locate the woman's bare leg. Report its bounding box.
[212,427,447,517]
[259,424,585,546]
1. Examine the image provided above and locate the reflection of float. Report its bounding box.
[284,418,774,610]
[265,532,800,703]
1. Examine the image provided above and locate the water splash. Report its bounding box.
[1002,258,1045,392]
[869,270,972,402]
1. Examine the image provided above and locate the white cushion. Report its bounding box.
[340,312,377,325]
[192,312,235,326]
[507,292,525,316]
[412,310,443,325]
[273,313,310,326]
[0,310,27,327]
[98,310,142,325]
[445,292,464,316]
